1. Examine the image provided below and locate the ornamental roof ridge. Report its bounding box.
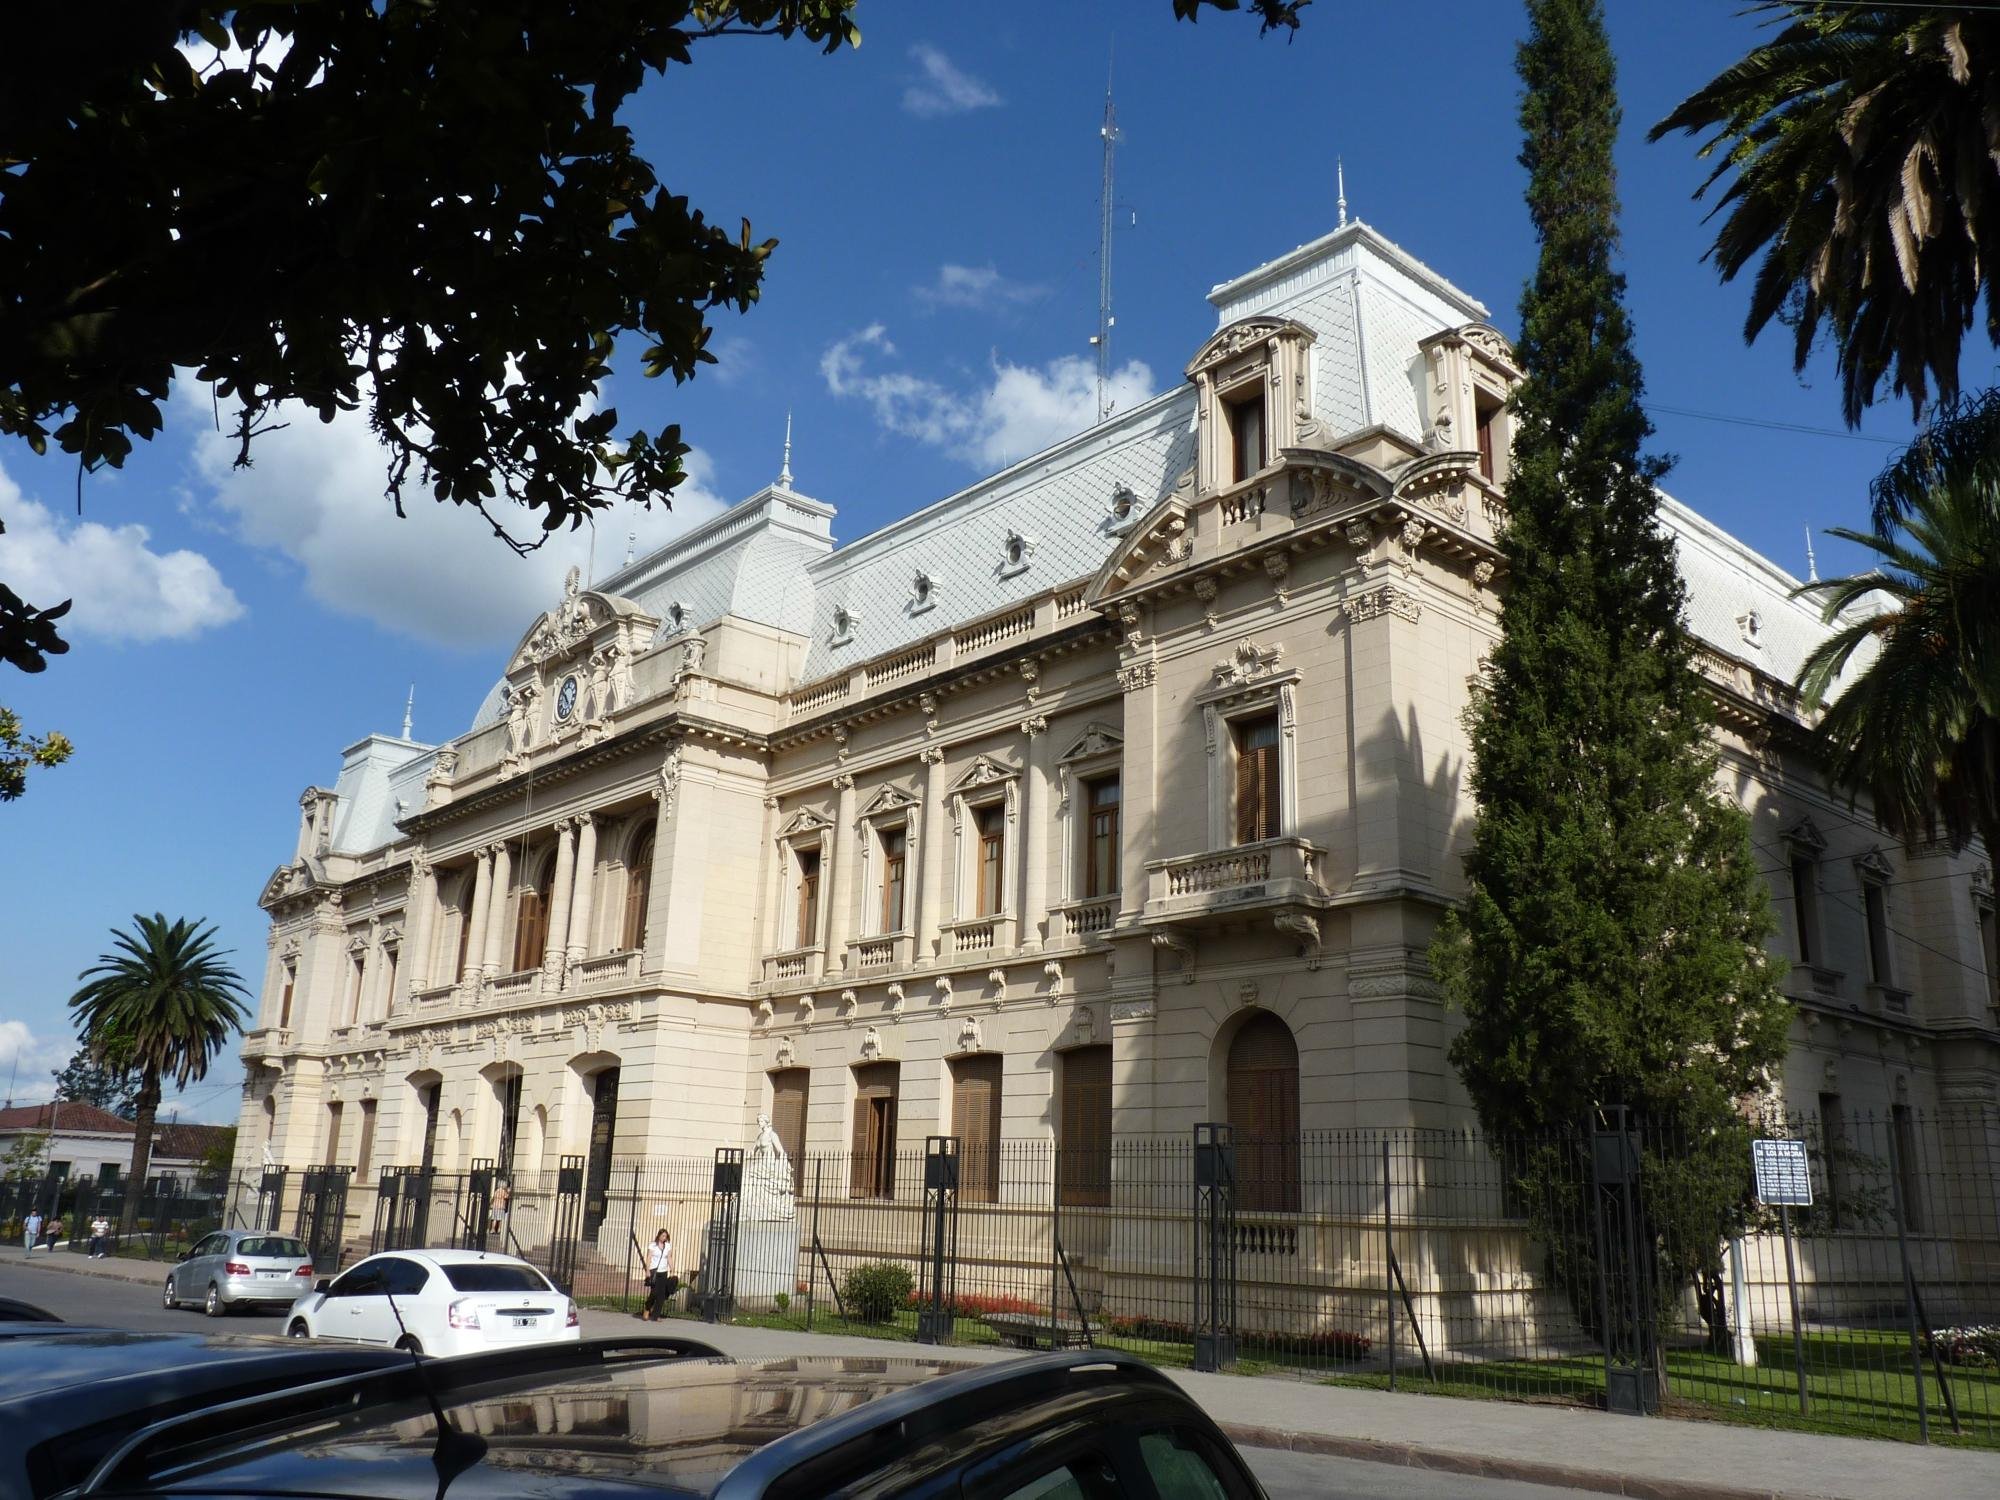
[1206,219,1490,324]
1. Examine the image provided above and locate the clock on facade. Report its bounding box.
[554,674,580,723]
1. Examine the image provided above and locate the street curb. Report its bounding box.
[1215,1423,1830,1500]
[10,1253,168,1290]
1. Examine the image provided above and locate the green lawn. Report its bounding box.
[1323,1331,1999,1448]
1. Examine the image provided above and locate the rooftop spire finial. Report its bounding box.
[1337,157,1348,229]
[401,684,414,740]
[624,528,638,567]
[1805,525,1818,584]
[778,410,794,489]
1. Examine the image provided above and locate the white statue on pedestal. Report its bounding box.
[741,1113,796,1223]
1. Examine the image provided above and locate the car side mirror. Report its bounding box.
[315,1279,331,1293]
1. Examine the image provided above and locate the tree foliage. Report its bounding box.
[0,703,71,803]
[1432,0,1792,1359]
[68,914,248,1231]
[50,1048,141,1118]
[1,1132,50,1182]
[1651,5,2000,425]
[1795,391,2000,860]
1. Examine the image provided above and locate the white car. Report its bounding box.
[283,1248,580,1358]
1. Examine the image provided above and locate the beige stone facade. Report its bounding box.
[234,221,2000,1217]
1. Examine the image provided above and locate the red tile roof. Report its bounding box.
[0,1104,230,1163]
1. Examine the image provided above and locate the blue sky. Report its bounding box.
[0,2,1944,1121]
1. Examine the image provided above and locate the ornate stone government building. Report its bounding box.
[237,220,1999,1220]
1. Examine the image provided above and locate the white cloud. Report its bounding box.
[914,264,1048,312]
[705,334,758,389]
[903,44,1001,117]
[177,390,729,651]
[0,461,243,642]
[0,1021,74,1101]
[821,325,1156,471]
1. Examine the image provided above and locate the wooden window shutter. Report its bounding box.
[1476,403,1497,480]
[623,829,654,952]
[1059,1045,1112,1208]
[455,880,474,980]
[770,1069,810,1197]
[1234,715,1280,845]
[513,860,548,973]
[851,1063,899,1198]
[797,849,822,949]
[279,966,296,1029]
[356,1101,377,1177]
[325,1101,343,1166]
[952,1055,1003,1203]
[1226,1014,1300,1214]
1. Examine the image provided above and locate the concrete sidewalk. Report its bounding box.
[16,1251,2000,1500]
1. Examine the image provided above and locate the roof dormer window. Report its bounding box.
[1185,317,1314,496]
[909,572,936,615]
[831,607,858,646]
[998,530,1034,578]
[1225,386,1267,484]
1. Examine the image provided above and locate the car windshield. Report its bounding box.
[442,1263,551,1293]
[236,1237,306,1259]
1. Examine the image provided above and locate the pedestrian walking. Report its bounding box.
[22,1209,42,1256]
[488,1181,511,1242]
[88,1215,111,1258]
[46,1215,64,1252]
[640,1229,677,1320]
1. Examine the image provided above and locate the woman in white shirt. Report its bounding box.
[642,1229,676,1320]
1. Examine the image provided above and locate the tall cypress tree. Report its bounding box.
[1432,0,1791,1353]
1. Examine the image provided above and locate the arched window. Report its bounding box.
[1226,1012,1299,1214]
[512,851,554,972]
[623,823,656,952]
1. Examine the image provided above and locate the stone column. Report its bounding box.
[463,847,494,989]
[914,746,947,966]
[483,841,513,978]
[403,852,435,998]
[826,774,857,967]
[1019,716,1050,950]
[543,819,577,985]
[566,814,598,967]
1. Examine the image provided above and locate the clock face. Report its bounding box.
[554,675,579,722]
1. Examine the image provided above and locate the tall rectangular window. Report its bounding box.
[770,1069,810,1197]
[324,1101,344,1166]
[345,952,366,1027]
[881,828,907,932]
[1059,1045,1113,1208]
[278,963,296,1030]
[1085,777,1121,898]
[1475,396,1500,481]
[455,883,475,981]
[1233,715,1281,846]
[850,1063,900,1199]
[496,1073,523,1178]
[976,805,1006,916]
[1864,880,1892,984]
[356,1101,378,1177]
[796,847,821,949]
[381,949,399,1017]
[1789,855,1819,965]
[951,1054,1004,1204]
[419,1084,441,1173]
[1979,904,1998,1011]
[1226,389,1266,482]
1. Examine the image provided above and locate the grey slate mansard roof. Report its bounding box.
[324,220,1861,858]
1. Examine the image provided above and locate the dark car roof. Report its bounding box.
[0,1328,407,1498]
[92,1345,1235,1500]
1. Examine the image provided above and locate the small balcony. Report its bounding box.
[488,968,542,1003]
[409,981,457,1007]
[571,949,639,991]
[1869,982,1913,1017]
[943,913,1016,957]
[848,932,914,975]
[1049,896,1120,944]
[1142,838,1327,923]
[763,944,825,989]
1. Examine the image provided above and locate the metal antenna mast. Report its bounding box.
[1092,61,1121,424]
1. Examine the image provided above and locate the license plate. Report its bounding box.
[259,1270,287,1278]
[512,1316,535,1329]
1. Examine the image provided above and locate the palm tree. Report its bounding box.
[69,915,249,1233]
[1651,6,2000,425]
[1795,394,2000,859]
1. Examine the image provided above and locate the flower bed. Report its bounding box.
[1923,1325,2000,1369]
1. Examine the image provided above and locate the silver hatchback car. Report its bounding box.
[164,1230,317,1316]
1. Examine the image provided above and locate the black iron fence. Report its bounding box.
[219,1106,2000,1444]
[0,1170,231,1261]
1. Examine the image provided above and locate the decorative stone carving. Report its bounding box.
[1043,959,1065,999]
[1263,549,1292,603]
[839,988,858,1018]
[1783,816,1828,854]
[1110,1001,1155,1023]
[1238,980,1261,1008]
[1020,715,1048,739]
[798,993,816,1025]
[755,996,775,1025]
[774,1036,796,1068]
[1019,659,1041,700]
[1116,602,1146,650]
[935,975,954,1011]
[1472,560,1495,587]
[858,1025,886,1061]
[1071,1005,1096,1044]
[1853,847,1895,884]
[1274,913,1322,970]
[1152,930,1196,984]
[1117,662,1157,693]
[886,982,905,1015]
[986,969,1007,994]
[955,1015,983,1054]
[919,692,940,735]
[1213,640,1284,687]
[1340,585,1421,624]
[1344,520,1373,553]
[833,771,855,791]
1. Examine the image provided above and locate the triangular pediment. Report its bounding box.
[1058,723,1123,764]
[860,784,920,819]
[949,754,1018,793]
[1782,816,1828,855]
[1853,846,1895,883]
[504,566,655,676]
[778,807,834,839]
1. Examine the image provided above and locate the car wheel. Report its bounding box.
[204,1284,224,1317]
[162,1277,177,1310]
[395,1335,423,1355]
[288,1319,311,1339]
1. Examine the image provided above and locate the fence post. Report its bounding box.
[806,1157,823,1332]
[700,1148,743,1323]
[916,1136,961,1345]
[1591,1110,1658,1415]
[548,1155,585,1293]
[1384,1137,1396,1392]
[1776,1206,1809,1415]
[1887,1119,1931,1443]
[622,1162,642,1313]
[1192,1122,1237,1373]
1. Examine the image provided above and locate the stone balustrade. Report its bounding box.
[1143,837,1327,921]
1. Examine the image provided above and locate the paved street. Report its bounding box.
[0,1259,1596,1499]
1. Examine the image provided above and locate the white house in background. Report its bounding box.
[0,1101,231,1186]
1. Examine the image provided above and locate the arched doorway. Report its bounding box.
[1225,1011,1299,1213]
